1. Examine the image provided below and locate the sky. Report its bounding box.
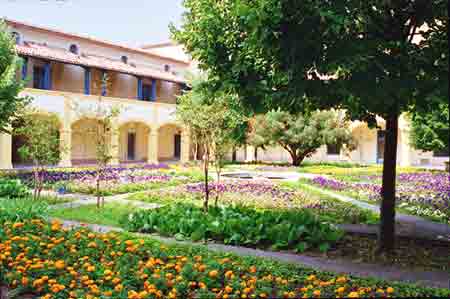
[1,0,185,48]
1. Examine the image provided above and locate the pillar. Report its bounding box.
[147,128,159,164]
[398,128,412,167]
[109,121,120,165]
[245,145,255,162]
[58,129,72,167]
[180,130,191,163]
[0,132,12,169]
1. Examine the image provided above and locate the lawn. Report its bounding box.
[1,219,449,299]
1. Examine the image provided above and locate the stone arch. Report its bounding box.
[119,121,151,162]
[71,117,111,165]
[157,123,183,161]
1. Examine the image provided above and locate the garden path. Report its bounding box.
[54,217,450,289]
[47,190,161,210]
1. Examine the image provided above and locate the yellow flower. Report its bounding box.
[54,260,65,270]
[387,287,394,294]
[313,290,321,297]
[348,291,359,298]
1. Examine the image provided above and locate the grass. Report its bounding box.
[50,203,135,227]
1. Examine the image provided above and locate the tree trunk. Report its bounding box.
[232,148,237,162]
[203,147,210,212]
[378,114,399,253]
[289,151,305,167]
[254,147,258,162]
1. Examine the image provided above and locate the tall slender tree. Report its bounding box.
[0,20,29,133]
[173,0,448,251]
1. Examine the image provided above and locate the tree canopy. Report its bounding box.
[410,103,449,154]
[173,0,449,252]
[249,109,355,166]
[0,20,28,133]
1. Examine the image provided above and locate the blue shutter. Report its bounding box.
[43,62,51,90]
[150,79,157,101]
[137,77,143,100]
[84,68,91,95]
[21,57,28,80]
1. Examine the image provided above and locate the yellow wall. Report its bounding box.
[158,125,181,159]
[119,123,149,161]
[71,119,111,161]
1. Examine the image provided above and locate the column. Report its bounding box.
[84,67,91,95]
[58,129,72,167]
[150,79,157,101]
[147,128,159,164]
[0,132,13,169]
[137,77,143,100]
[245,145,255,162]
[180,130,191,163]
[398,128,412,166]
[109,121,120,165]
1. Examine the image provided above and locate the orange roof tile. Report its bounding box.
[16,42,186,84]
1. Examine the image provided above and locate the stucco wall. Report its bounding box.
[158,125,181,159]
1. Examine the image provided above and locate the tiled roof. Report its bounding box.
[16,42,186,84]
[5,18,189,65]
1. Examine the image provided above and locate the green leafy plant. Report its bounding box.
[122,203,343,252]
[0,178,30,198]
[0,197,48,224]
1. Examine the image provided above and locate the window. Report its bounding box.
[121,56,128,64]
[69,44,79,54]
[142,84,151,101]
[164,64,170,72]
[326,143,341,155]
[11,32,21,45]
[33,66,45,89]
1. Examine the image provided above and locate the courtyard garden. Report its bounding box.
[296,165,450,224]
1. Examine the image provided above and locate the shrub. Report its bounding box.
[0,178,30,198]
[122,203,343,252]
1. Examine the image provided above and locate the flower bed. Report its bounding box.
[122,203,344,252]
[5,164,204,196]
[307,172,450,224]
[1,219,448,299]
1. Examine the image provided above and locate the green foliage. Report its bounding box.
[410,103,449,153]
[0,20,29,133]
[122,203,343,252]
[13,111,61,166]
[0,178,30,198]
[249,109,355,165]
[0,197,48,224]
[12,110,62,200]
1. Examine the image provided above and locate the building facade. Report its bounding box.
[0,19,447,169]
[234,115,449,168]
[0,19,194,169]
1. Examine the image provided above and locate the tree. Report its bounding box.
[0,20,29,133]
[12,110,62,200]
[249,109,355,166]
[410,103,449,154]
[76,74,120,208]
[176,75,246,211]
[173,0,448,252]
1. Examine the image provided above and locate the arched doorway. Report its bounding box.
[158,124,183,161]
[71,118,111,165]
[119,122,150,163]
